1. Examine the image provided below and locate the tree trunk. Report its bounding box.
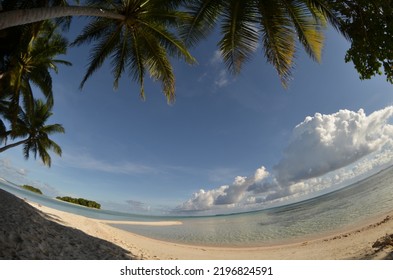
[0,6,125,30]
[0,138,28,153]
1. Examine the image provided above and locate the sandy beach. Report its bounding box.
[1,189,392,260]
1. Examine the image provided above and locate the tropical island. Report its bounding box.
[21,185,43,195]
[56,196,101,209]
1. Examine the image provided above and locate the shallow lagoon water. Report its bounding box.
[110,167,393,246]
[1,166,393,246]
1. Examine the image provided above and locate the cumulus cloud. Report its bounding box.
[274,107,393,184]
[178,166,269,211]
[176,106,393,213]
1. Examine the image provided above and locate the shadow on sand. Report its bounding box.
[0,189,136,260]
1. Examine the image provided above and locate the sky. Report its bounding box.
[1,17,393,216]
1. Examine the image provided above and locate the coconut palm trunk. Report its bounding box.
[0,138,28,153]
[0,6,125,30]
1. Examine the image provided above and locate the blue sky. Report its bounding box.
[1,18,393,215]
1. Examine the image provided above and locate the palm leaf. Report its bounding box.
[129,27,146,99]
[218,0,260,74]
[41,123,65,134]
[136,19,196,64]
[37,138,52,166]
[46,138,62,156]
[258,0,296,87]
[71,17,113,47]
[179,0,225,47]
[139,29,175,102]
[304,0,345,37]
[282,0,325,62]
[28,67,53,103]
[78,22,122,88]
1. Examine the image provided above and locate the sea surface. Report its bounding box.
[1,166,393,247]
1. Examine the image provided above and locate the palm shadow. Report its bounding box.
[0,189,137,260]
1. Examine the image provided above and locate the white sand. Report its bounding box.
[29,203,393,260]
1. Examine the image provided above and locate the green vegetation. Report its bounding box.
[331,0,393,83]
[56,196,101,209]
[0,5,68,165]
[21,184,43,195]
[0,99,65,167]
[0,0,338,93]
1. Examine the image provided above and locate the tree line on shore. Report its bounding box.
[56,196,101,209]
[21,184,43,194]
[18,183,101,209]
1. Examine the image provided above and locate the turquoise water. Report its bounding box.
[110,167,393,246]
[1,166,393,246]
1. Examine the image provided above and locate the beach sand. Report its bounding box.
[1,189,392,260]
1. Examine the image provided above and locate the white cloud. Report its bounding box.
[0,158,29,182]
[177,166,269,211]
[274,107,393,184]
[210,50,223,65]
[176,107,393,213]
[207,50,232,88]
[0,158,61,197]
[215,70,229,88]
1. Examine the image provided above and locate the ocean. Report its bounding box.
[1,166,393,247]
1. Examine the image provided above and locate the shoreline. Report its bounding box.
[27,202,393,260]
[1,189,393,259]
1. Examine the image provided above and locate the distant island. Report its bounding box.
[56,196,101,209]
[21,185,43,195]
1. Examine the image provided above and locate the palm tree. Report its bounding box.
[1,0,80,30]
[0,98,64,167]
[179,0,344,86]
[1,20,71,123]
[0,0,122,30]
[0,0,195,102]
[0,0,344,90]
[71,0,195,102]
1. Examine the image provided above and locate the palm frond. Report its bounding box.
[23,139,35,160]
[258,0,296,87]
[41,123,65,134]
[71,17,113,47]
[304,0,346,37]
[28,67,53,103]
[37,139,52,166]
[130,28,146,99]
[46,138,62,156]
[20,79,35,115]
[0,119,7,143]
[218,1,259,74]
[179,0,225,47]
[282,0,325,62]
[79,23,122,88]
[136,19,196,64]
[112,26,130,89]
[139,30,175,102]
